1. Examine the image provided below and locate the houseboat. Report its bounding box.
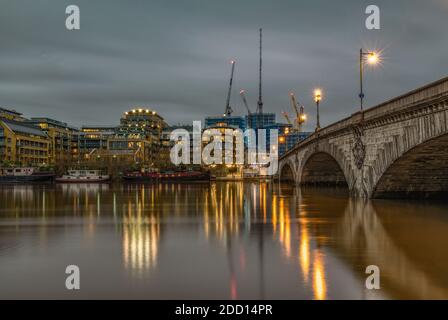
[122,170,211,182]
[56,169,110,183]
[0,167,55,183]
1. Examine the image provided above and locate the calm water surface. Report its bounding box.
[1,182,448,299]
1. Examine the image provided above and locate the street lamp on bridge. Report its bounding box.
[314,89,322,131]
[359,49,380,112]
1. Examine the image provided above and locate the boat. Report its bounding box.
[0,167,55,183]
[122,170,211,182]
[56,169,110,183]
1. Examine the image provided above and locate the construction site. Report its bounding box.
[203,28,312,179]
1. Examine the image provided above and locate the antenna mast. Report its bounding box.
[257,28,263,114]
[225,60,236,116]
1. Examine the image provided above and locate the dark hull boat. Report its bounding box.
[0,167,54,183]
[0,174,55,183]
[123,171,211,182]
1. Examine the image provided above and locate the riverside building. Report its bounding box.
[202,123,244,178]
[74,108,168,167]
[27,118,79,165]
[0,117,50,166]
[77,126,117,160]
[115,108,168,166]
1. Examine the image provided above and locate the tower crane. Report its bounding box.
[282,111,292,126]
[289,92,306,132]
[239,90,252,115]
[257,28,263,114]
[224,60,236,116]
[290,93,300,120]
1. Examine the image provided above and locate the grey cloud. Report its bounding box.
[0,0,447,131]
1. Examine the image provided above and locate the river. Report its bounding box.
[1,182,447,299]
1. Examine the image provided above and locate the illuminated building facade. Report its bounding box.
[118,108,167,136]
[0,107,26,122]
[27,118,79,165]
[265,123,312,156]
[117,108,168,165]
[77,126,117,160]
[244,113,276,157]
[202,123,244,177]
[107,135,152,165]
[160,124,198,169]
[0,118,50,166]
[73,109,168,166]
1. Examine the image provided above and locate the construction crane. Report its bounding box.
[289,92,306,132]
[290,93,300,119]
[224,60,236,116]
[282,111,292,125]
[239,90,252,115]
[257,28,263,114]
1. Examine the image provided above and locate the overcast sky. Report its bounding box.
[0,0,447,130]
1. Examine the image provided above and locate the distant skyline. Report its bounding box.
[0,0,447,130]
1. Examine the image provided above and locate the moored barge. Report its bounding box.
[0,167,55,183]
[123,170,211,182]
[56,169,110,183]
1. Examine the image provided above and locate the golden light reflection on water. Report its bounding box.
[4,183,448,299]
[277,197,291,258]
[312,250,327,300]
[120,185,162,276]
[1,182,329,296]
[273,187,328,299]
[202,182,245,241]
[122,216,159,276]
[299,222,310,283]
[271,194,277,235]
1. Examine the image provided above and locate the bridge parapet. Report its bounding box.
[278,76,448,199]
[364,76,448,121]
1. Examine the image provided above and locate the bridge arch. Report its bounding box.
[300,151,349,187]
[277,77,448,198]
[279,158,296,182]
[372,133,448,199]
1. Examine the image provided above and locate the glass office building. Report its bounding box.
[204,115,246,130]
[265,123,312,156]
[245,113,275,129]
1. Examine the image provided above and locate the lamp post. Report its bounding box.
[359,49,379,112]
[314,89,322,131]
[298,106,306,133]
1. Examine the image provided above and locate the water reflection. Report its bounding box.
[122,217,159,277]
[338,199,448,299]
[299,219,310,283]
[312,250,326,300]
[1,183,448,299]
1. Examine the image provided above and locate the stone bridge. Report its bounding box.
[278,76,448,199]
